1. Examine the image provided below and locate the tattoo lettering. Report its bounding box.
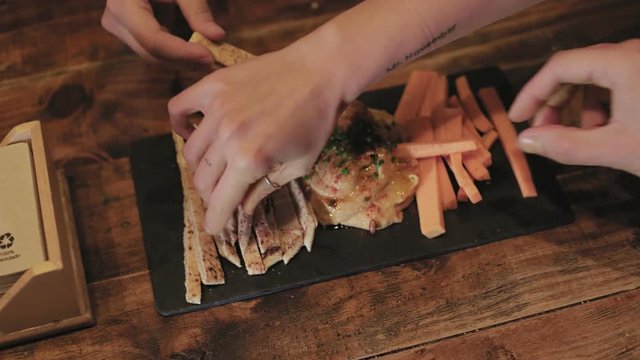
[386,24,457,73]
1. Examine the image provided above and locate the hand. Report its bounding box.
[168,46,345,234]
[101,0,225,64]
[509,40,640,176]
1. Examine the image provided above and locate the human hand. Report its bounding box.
[168,45,345,234]
[101,0,225,64]
[509,40,640,176]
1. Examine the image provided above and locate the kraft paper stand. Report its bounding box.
[0,121,93,348]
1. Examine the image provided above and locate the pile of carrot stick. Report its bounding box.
[393,71,537,239]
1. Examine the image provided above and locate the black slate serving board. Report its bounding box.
[131,67,574,316]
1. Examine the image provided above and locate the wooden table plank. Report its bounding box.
[0,8,129,82]
[0,58,206,164]
[3,163,639,359]
[0,0,103,33]
[2,0,638,165]
[67,159,147,283]
[382,289,640,360]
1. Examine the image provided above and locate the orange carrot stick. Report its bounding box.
[417,159,445,238]
[443,108,463,141]
[478,87,537,198]
[462,121,492,167]
[417,75,457,211]
[452,94,493,167]
[410,75,447,237]
[448,95,460,109]
[458,121,491,180]
[393,140,477,159]
[463,115,484,141]
[413,117,445,238]
[456,76,494,133]
[418,74,447,119]
[462,156,491,181]
[441,109,482,204]
[457,187,469,203]
[430,93,457,209]
[446,154,482,203]
[435,157,457,210]
[395,71,437,134]
[482,130,499,149]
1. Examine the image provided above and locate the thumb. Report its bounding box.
[517,124,616,167]
[176,0,226,40]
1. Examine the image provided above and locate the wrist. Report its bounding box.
[285,20,370,105]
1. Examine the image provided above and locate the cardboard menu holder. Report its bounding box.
[0,121,93,348]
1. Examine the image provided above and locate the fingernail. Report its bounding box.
[209,23,226,36]
[507,108,519,121]
[198,54,214,65]
[508,106,525,123]
[518,136,543,154]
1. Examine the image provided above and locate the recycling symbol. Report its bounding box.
[0,233,15,249]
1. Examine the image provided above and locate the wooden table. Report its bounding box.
[2,0,640,358]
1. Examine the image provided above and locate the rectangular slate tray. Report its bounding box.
[130,67,574,316]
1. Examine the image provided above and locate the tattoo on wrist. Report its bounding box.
[386,24,457,73]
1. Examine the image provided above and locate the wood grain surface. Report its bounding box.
[3,163,640,359]
[1,0,640,358]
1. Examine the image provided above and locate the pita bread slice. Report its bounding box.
[183,198,201,304]
[237,206,266,275]
[213,231,242,268]
[253,199,283,269]
[271,187,304,265]
[225,215,238,247]
[288,180,318,252]
[189,32,254,67]
[189,197,225,285]
[173,133,225,285]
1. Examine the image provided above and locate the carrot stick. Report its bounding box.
[452,94,493,167]
[478,87,538,198]
[445,154,482,203]
[455,75,494,133]
[462,156,491,181]
[448,95,460,109]
[431,111,457,209]
[463,115,483,141]
[482,130,499,149]
[413,117,445,238]
[434,157,456,210]
[457,187,469,203]
[421,75,457,211]
[443,108,463,141]
[418,74,447,119]
[456,118,491,180]
[417,158,445,238]
[441,109,482,204]
[393,140,477,159]
[462,121,492,167]
[395,71,436,133]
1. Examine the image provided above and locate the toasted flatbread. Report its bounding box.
[237,206,266,275]
[213,230,242,268]
[225,215,239,247]
[173,133,225,285]
[183,198,201,304]
[253,199,283,269]
[271,187,304,264]
[190,197,225,285]
[190,32,254,67]
[288,180,318,252]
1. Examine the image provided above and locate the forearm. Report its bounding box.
[290,0,543,102]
